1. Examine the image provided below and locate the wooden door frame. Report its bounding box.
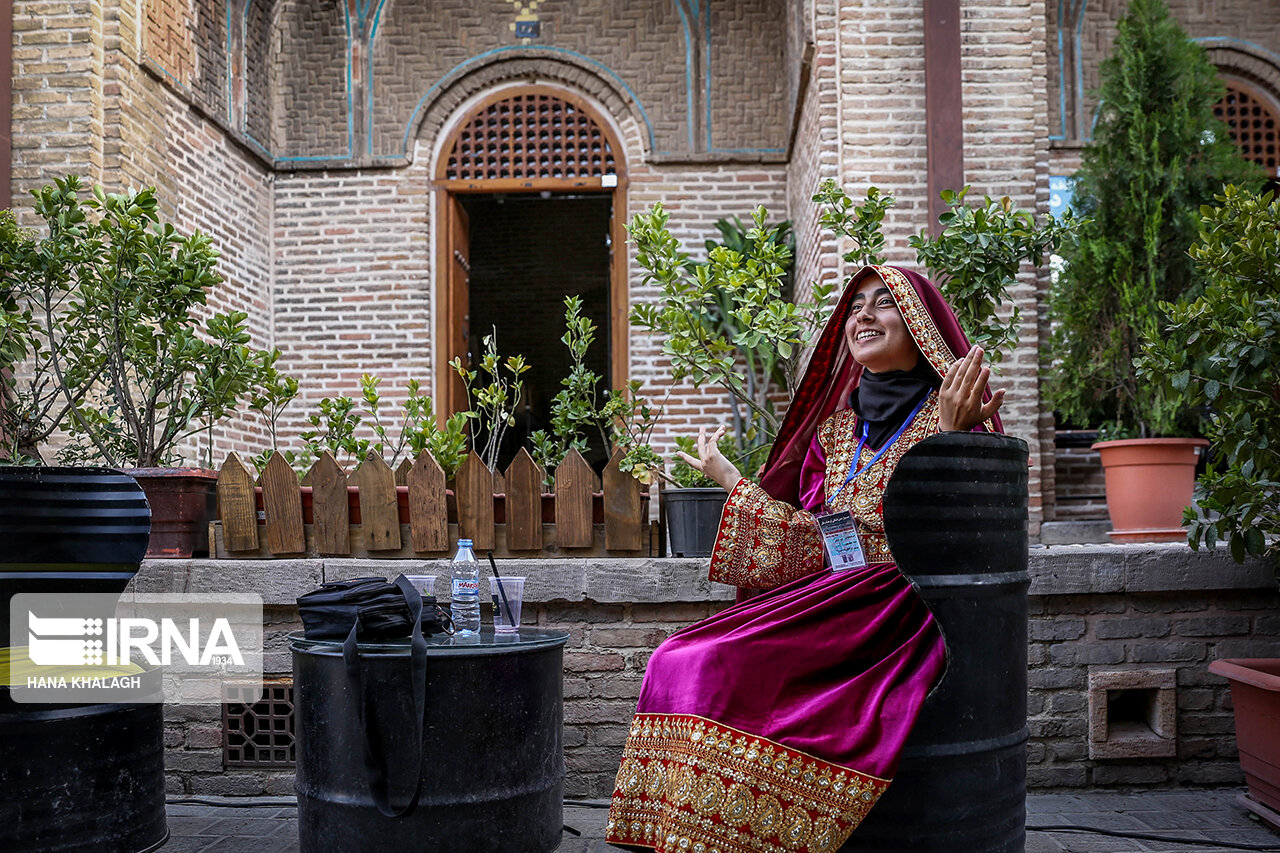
[432,86,630,421]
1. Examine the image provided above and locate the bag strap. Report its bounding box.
[342,574,428,818]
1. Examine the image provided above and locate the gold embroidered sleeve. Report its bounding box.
[707,478,825,590]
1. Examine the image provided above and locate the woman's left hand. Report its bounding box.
[938,345,1005,432]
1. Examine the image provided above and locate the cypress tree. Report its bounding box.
[1046,0,1261,437]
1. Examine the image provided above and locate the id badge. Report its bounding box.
[817,510,868,571]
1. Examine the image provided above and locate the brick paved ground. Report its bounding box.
[163,789,1280,852]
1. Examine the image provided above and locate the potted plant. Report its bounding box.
[0,182,167,852]
[1044,0,1261,541]
[662,435,735,557]
[629,204,833,554]
[1,175,277,557]
[1144,185,1280,818]
[529,295,662,491]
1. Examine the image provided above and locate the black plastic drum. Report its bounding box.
[0,696,167,853]
[292,628,569,853]
[843,432,1030,853]
[0,466,165,853]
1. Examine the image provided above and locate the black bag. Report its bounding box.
[298,576,452,640]
[296,574,441,818]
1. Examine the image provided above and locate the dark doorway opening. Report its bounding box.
[461,192,613,472]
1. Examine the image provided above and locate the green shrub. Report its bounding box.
[1045,0,1261,437]
[1142,186,1280,562]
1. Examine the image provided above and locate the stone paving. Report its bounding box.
[163,789,1280,852]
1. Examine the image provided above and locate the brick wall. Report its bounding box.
[269,162,434,457]
[16,0,1272,511]
[958,0,1055,532]
[107,0,274,463]
[626,161,791,460]
[785,0,840,310]
[542,599,734,797]
[10,0,105,213]
[1053,434,1108,521]
[824,0,1052,533]
[264,160,791,466]
[9,0,274,463]
[1027,551,1280,788]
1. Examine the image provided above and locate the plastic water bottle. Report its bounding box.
[450,538,481,636]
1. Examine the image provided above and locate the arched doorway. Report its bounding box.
[434,86,628,469]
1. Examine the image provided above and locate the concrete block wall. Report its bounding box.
[1026,544,1280,788]
[138,544,1279,799]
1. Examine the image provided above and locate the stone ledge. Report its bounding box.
[1030,543,1276,596]
[133,544,1276,606]
[134,557,734,606]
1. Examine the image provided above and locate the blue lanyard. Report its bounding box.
[828,394,930,505]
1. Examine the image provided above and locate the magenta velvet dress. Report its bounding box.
[606,265,997,853]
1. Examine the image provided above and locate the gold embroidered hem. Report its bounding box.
[606,713,889,853]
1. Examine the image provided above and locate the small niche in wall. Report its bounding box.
[1088,669,1177,759]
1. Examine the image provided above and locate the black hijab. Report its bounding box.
[849,356,941,449]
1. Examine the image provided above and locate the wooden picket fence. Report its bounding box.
[211,446,653,558]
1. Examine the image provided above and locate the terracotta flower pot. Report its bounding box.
[1091,437,1208,543]
[128,467,218,558]
[1209,658,1280,814]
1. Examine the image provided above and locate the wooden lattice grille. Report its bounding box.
[445,92,617,181]
[1214,83,1280,176]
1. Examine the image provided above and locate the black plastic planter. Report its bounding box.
[0,467,166,853]
[663,487,729,557]
[842,432,1030,853]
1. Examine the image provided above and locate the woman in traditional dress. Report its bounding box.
[605,264,1005,853]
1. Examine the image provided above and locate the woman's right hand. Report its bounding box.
[675,425,743,491]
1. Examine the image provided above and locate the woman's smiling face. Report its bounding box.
[844,273,920,373]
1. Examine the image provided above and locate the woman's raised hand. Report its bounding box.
[675,425,743,491]
[938,345,1006,432]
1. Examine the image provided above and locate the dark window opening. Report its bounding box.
[461,192,613,473]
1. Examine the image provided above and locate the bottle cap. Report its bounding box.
[458,538,473,547]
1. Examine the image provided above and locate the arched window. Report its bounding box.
[1213,79,1280,180]
[443,90,618,181]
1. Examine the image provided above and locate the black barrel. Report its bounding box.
[843,432,1030,853]
[292,628,569,853]
[0,697,167,852]
[0,466,166,853]
[0,467,151,640]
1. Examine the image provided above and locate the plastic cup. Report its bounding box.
[405,575,436,598]
[488,576,526,633]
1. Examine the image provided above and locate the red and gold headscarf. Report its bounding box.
[760,264,1003,505]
